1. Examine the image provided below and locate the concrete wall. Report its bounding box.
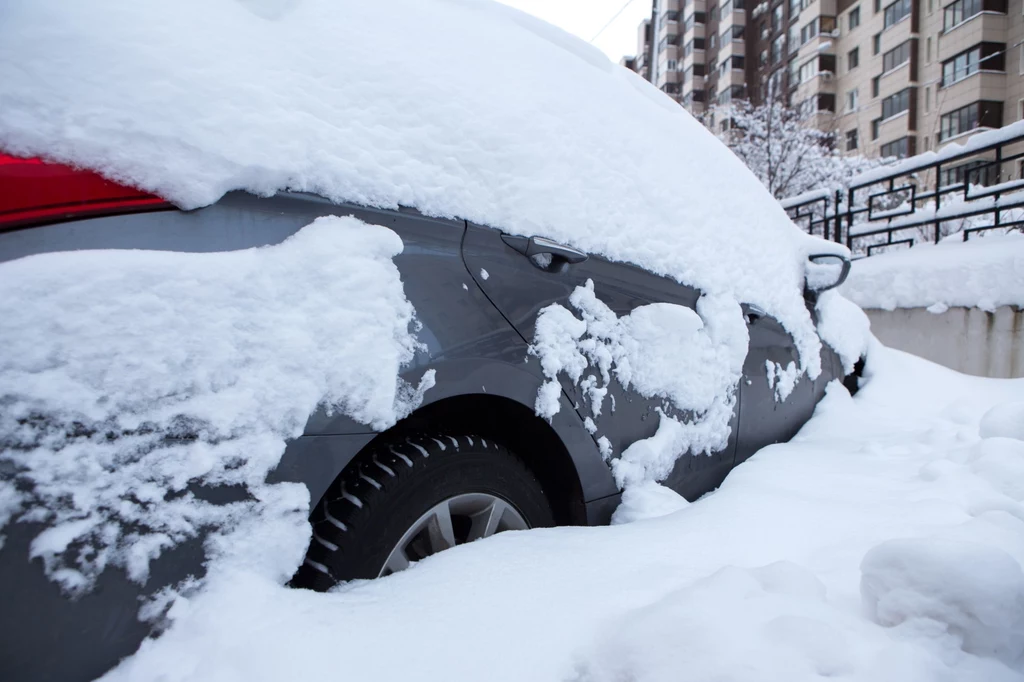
[866,305,1024,378]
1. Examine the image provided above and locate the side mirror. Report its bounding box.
[805,254,851,293]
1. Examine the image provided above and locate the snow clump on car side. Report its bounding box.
[0,216,433,594]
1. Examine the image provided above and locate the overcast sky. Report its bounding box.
[497,0,653,64]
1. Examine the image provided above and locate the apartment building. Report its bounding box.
[626,0,1024,179]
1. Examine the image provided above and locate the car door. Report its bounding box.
[734,305,832,464]
[461,223,739,501]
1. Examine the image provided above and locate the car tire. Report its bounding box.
[292,433,554,589]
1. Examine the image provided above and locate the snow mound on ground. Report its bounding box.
[0,0,848,376]
[0,216,432,593]
[610,480,689,524]
[841,233,1024,312]
[980,403,1024,441]
[861,538,1024,666]
[92,346,1024,682]
[529,281,747,484]
[969,438,1024,502]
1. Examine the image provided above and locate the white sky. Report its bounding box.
[497,0,653,64]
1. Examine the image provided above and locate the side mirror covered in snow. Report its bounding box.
[805,254,851,293]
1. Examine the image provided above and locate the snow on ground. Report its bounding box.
[841,232,1024,312]
[0,217,432,593]
[0,0,849,382]
[101,345,1024,682]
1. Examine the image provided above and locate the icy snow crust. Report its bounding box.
[842,233,1024,312]
[98,348,1024,682]
[0,217,432,593]
[0,0,848,382]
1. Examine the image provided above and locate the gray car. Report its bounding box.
[0,159,852,681]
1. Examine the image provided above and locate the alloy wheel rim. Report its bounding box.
[378,492,528,577]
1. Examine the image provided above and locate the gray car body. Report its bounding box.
[0,190,842,681]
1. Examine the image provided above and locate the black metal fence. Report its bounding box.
[781,125,1024,256]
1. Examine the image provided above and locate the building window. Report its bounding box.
[789,0,800,18]
[799,57,819,83]
[881,88,912,119]
[925,86,931,112]
[924,136,931,151]
[939,101,1003,140]
[667,59,678,71]
[723,25,745,42]
[683,12,706,31]
[943,0,992,31]
[709,3,719,20]
[846,129,859,151]
[710,33,717,48]
[882,41,912,73]
[874,0,881,13]
[661,83,681,95]
[772,4,784,30]
[658,35,679,53]
[941,44,1005,86]
[771,35,785,63]
[847,88,859,112]
[940,160,1000,187]
[872,75,880,97]
[849,6,861,29]
[760,49,769,66]
[789,25,800,53]
[871,118,880,140]
[872,33,881,55]
[926,37,932,63]
[683,37,705,57]
[848,47,860,70]
[883,0,912,28]
[880,137,911,158]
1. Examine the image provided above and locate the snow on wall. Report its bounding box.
[841,233,1024,312]
[0,217,432,593]
[529,280,747,486]
[0,0,849,382]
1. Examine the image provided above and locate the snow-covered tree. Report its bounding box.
[710,98,882,201]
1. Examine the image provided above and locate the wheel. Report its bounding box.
[292,433,554,589]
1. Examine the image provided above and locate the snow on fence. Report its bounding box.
[781,122,1024,257]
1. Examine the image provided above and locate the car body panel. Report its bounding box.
[462,223,739,501]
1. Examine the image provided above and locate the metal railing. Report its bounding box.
[781,124,1024,256]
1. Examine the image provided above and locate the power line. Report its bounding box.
[590,0,639,42]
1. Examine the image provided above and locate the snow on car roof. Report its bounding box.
[0,0,845,374]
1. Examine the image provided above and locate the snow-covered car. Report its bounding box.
[0,1,864,680]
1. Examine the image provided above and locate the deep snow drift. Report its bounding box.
[0,0,851,379]
[100,346,1024,682]
[841,232,1024,312]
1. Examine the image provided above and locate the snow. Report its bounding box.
[766,360,801,401]
[979,403,1024,441]
[851,121,1024,189]
[841,233,1024,312]
[98,346,1024,682]
[480,268,490,280]
[0,0,850,384]
[0,217,432,594]
[861,538,1024,666]
[529,280,748,483]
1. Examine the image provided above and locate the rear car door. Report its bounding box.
[462,224,739,500]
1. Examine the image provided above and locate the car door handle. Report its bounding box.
[742,303,766,324]
[501,234,588,264]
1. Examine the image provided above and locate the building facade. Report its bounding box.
[625,0,1024,178]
